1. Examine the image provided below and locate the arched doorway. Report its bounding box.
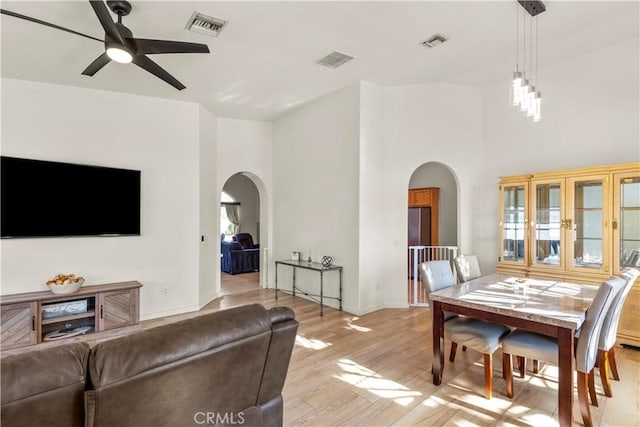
[219,173,262,296]
[407,162,459,305]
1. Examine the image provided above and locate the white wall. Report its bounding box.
[378,83,484,305]
[478,37,640,271]
[1,78,201,319]
[273,84,361,313]
[223,174,260,243]
[216,118,273,286]
[272,82,482,313]
[358,82,387,312]
[198,106,218,308]
[409,163,458,246]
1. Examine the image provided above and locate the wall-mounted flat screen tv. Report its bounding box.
[1,156,141,238]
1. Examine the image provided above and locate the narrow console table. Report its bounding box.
[0,281,141,351]
[275,260,342,316]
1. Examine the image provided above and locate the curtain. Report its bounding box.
[225,204,240,234]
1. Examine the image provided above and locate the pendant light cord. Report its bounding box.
[515,3,519,72]
[530,15,533,84]
[536,18,540,89]
[522,8,526,77]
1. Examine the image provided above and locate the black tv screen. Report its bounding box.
[1,156,141,238]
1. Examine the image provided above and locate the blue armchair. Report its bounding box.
[221,241,260,275]
[232,233,260,250]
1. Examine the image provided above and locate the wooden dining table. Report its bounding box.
[430,273,599,427]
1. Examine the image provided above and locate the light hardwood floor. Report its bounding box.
[220,271,261,296]
[142,286,640,427]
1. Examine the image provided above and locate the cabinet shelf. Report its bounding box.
[41,311,96,325]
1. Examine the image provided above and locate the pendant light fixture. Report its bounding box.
[512,1,545,121]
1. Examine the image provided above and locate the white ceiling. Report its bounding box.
[1,1,638,121]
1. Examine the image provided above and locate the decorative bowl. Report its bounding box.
[45,276,85,295]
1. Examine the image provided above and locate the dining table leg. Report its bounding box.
[557,327,575,427]
[432,300,444,385]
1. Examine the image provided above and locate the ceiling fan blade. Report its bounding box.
[132,55,186,91]
[82,52,111,76]
[0,9,103,43]
[89,0,124,44]
[127,38,210,55]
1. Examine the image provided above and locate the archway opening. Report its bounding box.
[219,173,261,296]
[407,162,459,305]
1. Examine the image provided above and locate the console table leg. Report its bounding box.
[320,271,324,317]
[292,267,296,297]
[339,268,343,311]
[275,262,279,301]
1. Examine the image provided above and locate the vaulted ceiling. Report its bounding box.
[1,1,638,120]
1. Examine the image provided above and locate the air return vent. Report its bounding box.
[185,11,227,37]
[317,51,354,68]
[421,33,448,48]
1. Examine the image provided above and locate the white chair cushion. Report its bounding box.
[444,317,509,354]
[501,329,558,364]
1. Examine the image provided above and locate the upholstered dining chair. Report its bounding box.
[501,275,626,427]
[453,254,482,283]
[596,267,639,399]
[420,260,510,399]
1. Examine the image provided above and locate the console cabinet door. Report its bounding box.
[97,289,139,331]
[1,302,38,349]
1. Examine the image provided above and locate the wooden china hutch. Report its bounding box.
[496,162,640,347]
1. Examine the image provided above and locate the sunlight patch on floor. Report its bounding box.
[420,394,447,407]
[334,359,421,406]
[295,334,331,350]
[520,412,557,426]
[343,316,371,332]
[450,384,511,411]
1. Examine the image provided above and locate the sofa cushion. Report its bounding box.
[85,304,283,427]
[1,342,90,427]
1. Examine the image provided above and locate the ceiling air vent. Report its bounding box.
[317,51,354,68]
[185,11,227,37]
[421,33,448,48]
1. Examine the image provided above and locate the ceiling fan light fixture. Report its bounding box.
[106,43,133,63]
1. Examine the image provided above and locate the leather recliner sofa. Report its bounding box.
[1,304,298,427]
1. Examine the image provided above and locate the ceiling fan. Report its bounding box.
[0,0,210,90]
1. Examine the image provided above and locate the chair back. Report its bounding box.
[233,233,255,249]
[419,260,455,305]
[575,276,626,373]
[599,268,639,350]
[454,254,482,283]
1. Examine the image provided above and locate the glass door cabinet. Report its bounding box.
[497,163,640,347]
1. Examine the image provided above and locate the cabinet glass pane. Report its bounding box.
[573,180,603,269]
[620,177,640,268]
[534,184,561,265]
[502,186,526,262]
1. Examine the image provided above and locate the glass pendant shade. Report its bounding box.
[526,87,537,116]
[519,79,530,112]
[511,72,523,106]
[533,92,542,122]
